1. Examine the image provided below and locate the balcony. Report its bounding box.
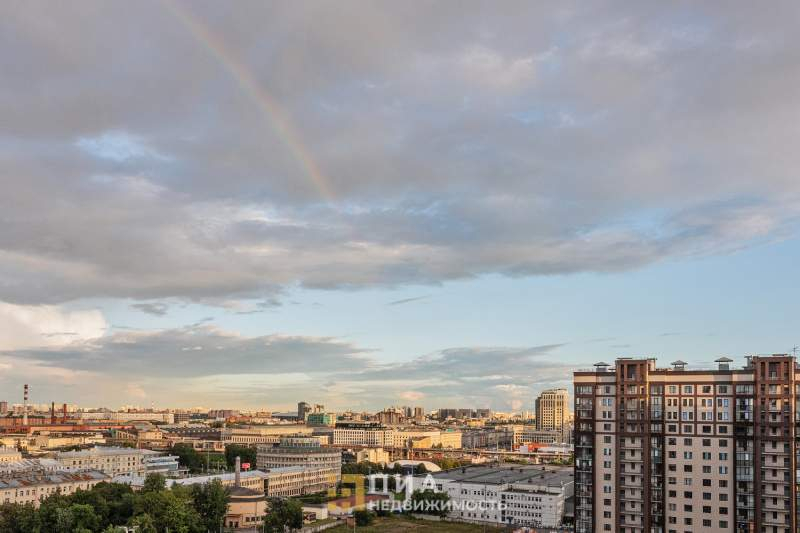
[761,501,788,512]
[762,515,790,526]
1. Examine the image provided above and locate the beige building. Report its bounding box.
[535,389,570,441]
[320,423,394,447]
[0,471,108,506]
[32,432,106,450]
[574,355,797,533]
[221,425,312,445]
[165,470,268,492]
[225,486,267,530]
[263,465,338,497]
[0,447,22,463]
[56,446,155,476]
[353,448,390,464]
[256,436,341,481]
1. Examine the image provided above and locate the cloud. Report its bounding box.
[131,302,170,316]
[2,328,574,409]
[8,324,372,379]
[0,3,797,307]
[0,303,106,351]
[399,390,426,402]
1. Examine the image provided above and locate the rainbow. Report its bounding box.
[161,0,334,201]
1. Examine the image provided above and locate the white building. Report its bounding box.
[115,470,268,492]
[412,464,573,529]
[263,465,338,497]
[75,411,175,423]
[325,424,393,447]
[56,446,165,477]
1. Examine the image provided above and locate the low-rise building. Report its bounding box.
[55,446,164,477]
[0,471,108,506]
[75,411,175,424]
[30,432,106,450]
[520,428,568,446]
[225,486,267,529]
[346,447,390,465]
[256,436,341,480]
[0,447,22,463]
[413,464,573,529]
[306,412,336,427]
[0,458,65,473]
[323,422,393,447]
[221,425,312,445]
[263,465,338,497]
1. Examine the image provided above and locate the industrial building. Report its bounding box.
[412,464,573,528]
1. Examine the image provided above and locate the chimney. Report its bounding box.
[234,456,241,487]
[22,384,28,426]
[63,403,67,420]
[51,402,55,424]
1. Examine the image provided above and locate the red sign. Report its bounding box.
[241,463,251,470]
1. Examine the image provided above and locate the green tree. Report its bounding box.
[353,509,375,526]
[69,503,100,531]
[170,443,204,472]
[224,444,257,469]
[0,502,40,533]
[191,479,229,532]
[37,494,74,533]
[265,498,303,532]
[90,482,135,525]
[142,473,167,493]
[127,513,158,533]
[410,489,450,517]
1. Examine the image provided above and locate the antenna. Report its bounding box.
[794,345,799,357]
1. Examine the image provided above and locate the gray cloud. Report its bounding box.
[0,330,573,409]
[339,344,573,410]
[131,302,170,316]
[0,2,799,305]
[6,324,372,378]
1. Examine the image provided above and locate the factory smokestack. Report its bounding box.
[235,456,241,487]
[51,402,55,424]
[22,384,28,426]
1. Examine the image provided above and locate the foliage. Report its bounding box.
[0,477,230,533]
[169,443,204,472]
[430,457,470,471]
[224,444,257,469]
[353,509,375,526]
[191,479,229,532]
[341,461,386,476]
[142,473,166,493]
[264,498,303,532]
[410,489,450,517]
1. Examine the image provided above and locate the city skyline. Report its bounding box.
[2,2,800,410]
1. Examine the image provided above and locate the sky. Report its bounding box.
[1,1,799,412]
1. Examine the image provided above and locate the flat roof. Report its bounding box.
[427,464,573,487]
[0,470,107,489]
[57,446,159,458]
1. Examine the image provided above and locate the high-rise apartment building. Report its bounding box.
[574,355,798,533]
[535,388,570,441]
[297,402,311,421]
